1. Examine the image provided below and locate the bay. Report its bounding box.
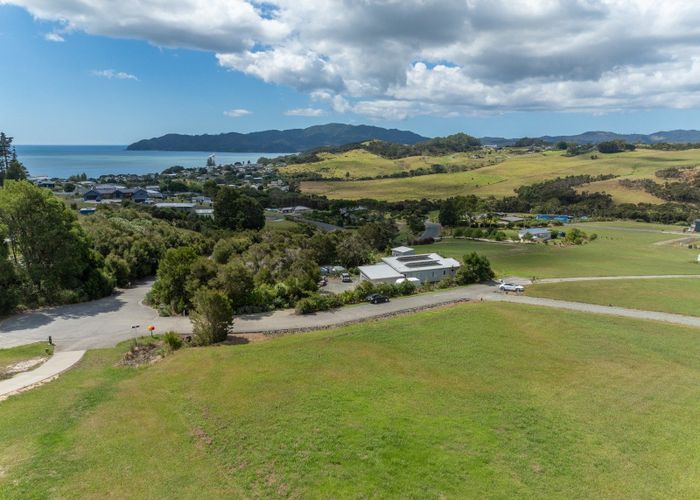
[14,145,287,179]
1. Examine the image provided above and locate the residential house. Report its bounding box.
[359,251,460,285]
[518,227,552,241]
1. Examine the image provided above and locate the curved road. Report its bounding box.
[4,273,700,398]
[3,273,700,351]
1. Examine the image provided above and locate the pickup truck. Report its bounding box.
[499,283,525,293]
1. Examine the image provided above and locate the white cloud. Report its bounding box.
[44,32,64,42]
[223,108,251,117]
[92,69,138,81]
[11,0,700,118]
[284,107,323,117]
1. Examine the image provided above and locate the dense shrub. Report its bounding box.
[456,253,495,285]
[191,288,233,345]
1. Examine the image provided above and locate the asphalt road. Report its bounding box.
[4,274,700,353]
[0,280,190,352]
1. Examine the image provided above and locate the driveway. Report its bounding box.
[484,294,700,329]
[0,280,190,352]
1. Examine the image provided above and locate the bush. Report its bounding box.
[456,252,495,285]
[162,331,183,351]
[191,288,233,345]
[295,293,342,314]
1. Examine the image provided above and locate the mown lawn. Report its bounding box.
[526,278,700,316]
[300,148,700,201]
[420,222,700,278]
[2,302,700,497]
[0,343,53,377]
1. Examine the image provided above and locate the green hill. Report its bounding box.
[127,123,428,153]
[298,148,700,202]
[3,302,700,497]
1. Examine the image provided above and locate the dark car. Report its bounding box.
[366,293,390,304]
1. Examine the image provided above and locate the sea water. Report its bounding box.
[14,145,288,179]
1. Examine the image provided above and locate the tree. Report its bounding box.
[455,252,495,285]
[5,150,28,181]
[150,246,198,313]
[358,220,398,251]
[0,132,13,178]
[214,187,265,231]
[0,225,19,315]
[216,260,254,307]
[191,288,233,345]
[0,181,112,302]
[336,233,372,268]
[439,198,462,227]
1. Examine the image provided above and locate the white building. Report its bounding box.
[391,246,415,256]
[357,263,405,284]
[359,248,460,285]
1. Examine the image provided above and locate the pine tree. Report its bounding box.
[0,132,13,175]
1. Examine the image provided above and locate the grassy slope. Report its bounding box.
[3,302,700,497]
[301,148,700,201]
[526,278,700,316]
[281,149,502,180]
[420,222,700,278]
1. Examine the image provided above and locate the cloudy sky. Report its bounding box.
[3,0,700,143]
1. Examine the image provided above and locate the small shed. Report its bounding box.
[391,246,415,257]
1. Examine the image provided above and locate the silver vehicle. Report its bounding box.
[341,272,352,283]
[499,283,524,293]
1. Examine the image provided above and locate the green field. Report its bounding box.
[300,148,700,201]
[2,302,700,497]
[281,148,501,180]
[420,222,700,278]
[526,278,700,316]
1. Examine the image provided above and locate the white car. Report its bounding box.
[499,283,524,293]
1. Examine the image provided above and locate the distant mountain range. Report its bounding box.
[481,129,700,146]
[126,123,429,152]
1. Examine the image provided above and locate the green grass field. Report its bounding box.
[420,222,700,278]
[526,278,700,316]
[281,148,502,180]
[2,302,700,497]
[300,148,700,201]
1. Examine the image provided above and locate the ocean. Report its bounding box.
[13,145,287,179]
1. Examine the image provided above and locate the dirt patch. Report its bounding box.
[191,426,213,448]
[0,357,48,381]
[119,342,164,367]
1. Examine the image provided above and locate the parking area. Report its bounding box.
[322,276,358,294]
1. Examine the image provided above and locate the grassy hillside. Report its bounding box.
[526,278,700,316]
[280,148,500,179]
[299,148,700,201]
[3,302,700,497]
[420,222,700,278]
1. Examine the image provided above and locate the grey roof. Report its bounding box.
[382,253,460,273]
[359,263,404,281]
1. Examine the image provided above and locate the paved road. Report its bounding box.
[0,281,190,352]
[234,284,494,333]
[0,350,85,400]
[4,273,700,353]
[420,221,442,240]
[533,274,700,284]
[484,294,700,329]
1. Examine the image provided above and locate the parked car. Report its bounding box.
[499,283,525,293]
[366,293,390,304]
[341,272,352,283]
[318,278,328,287]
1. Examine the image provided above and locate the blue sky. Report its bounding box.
[3,2,700,144]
